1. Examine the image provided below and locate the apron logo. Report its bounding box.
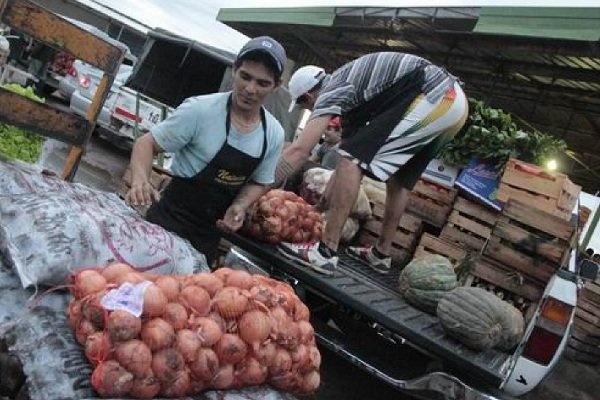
[215,169,246,186]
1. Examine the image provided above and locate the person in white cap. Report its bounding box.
[277,52,468,276]
[125,36,287,263]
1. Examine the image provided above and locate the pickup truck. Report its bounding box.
[216,198,584,400]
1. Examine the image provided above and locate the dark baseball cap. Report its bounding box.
[236,36,287,77]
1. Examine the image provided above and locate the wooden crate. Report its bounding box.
[413,233,467,268]
[483,199,575,285]
[462,257,542,322]
[407,178,457,228]
[496,159,581,221]
[358,202,423,265]
[440,197,500,251]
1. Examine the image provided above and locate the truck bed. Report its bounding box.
[225,233,513,387]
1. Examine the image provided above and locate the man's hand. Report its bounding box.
[217,204,245,233]
[125,181,160,206]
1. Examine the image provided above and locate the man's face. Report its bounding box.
[324,126,341,144]
[232,60,278,112]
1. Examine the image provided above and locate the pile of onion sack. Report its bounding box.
[244,189,323,244]
[68,263,321,398]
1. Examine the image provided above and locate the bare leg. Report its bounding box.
[377,177,411,255]
[317,170,336,212]
[322,158,362,251]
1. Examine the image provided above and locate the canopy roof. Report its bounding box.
[218,6,600,192]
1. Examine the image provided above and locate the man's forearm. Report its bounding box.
[232,183,270,211]
[130,133,160,186]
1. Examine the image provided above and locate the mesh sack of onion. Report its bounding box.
[243,189,323,244]
[67,263,321,398]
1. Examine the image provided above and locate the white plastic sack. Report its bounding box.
[300,167,372,220]
[0,191,208,288]
[0,307,298,400]
[321,214,360,243]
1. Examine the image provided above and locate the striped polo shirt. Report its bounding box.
[310,52,456,119]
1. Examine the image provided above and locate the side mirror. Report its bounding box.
[579,259,599,281]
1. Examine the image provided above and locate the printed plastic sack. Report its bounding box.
[68,266,321,397]
[0,305,299,400]
[0,191,208,288]
[300,167,372,219]
[0,157,82,196]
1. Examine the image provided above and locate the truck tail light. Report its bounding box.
[523,297,573,366]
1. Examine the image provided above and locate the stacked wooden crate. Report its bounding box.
[407,178,458,228]
[566,281,600,365]
[358,202,424,265]
[440,196,500,252]
[413,233,467,269]
[496,159,580,221]
[482,199,575,285]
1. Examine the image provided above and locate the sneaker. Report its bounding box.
[278,242,338,276]
[346,246,392,274]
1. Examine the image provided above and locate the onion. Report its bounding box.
[101,263,133,283]
[107,310,142,342]
[291,344,310,372]
[163,302,188,330]
[212,287,248,319]
[308,345,322,370]
[141,318,174,351]
[270,371,298,391]
[154,276,181,301]
[151,348,185,383]
[188,273,223,296]
[160,370,190,397]
[297,320,315,344]
[299,370,320,393]
[189,316,222,347]
[239,310,271,348]
[81,292,107,329]
[180,285,211,316]
[91,360,134,397]
[207,311,227,332]
[130,372,160,399]
[294,302,310,322]
[212,364,235,389]
[274,205,291,220]
[142,283,167,318]
[263,216,283,234]
[248,222,262,237]
[188,379,207,395]
[284,200,299,215]
[212,267,233,282]
[175,329,201,362]
[250,284,276,308]
[237,357,267,385]
[74,270,107,298]
[254,341,277,366]
[225,270,253,290]
[75,319,97,345]
[269,347,292,375]
[68,300,81,330]
[189,348,219,381]
[215,333,247,364]
[115,339,152,377]
[114,272,145,286]
[85,332,110,365]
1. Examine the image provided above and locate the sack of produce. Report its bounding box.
[0,191,208,288]
[244,189,323,244]
[67,266,321,397]
[0,304,300,400]
[322,213,359,243]
[300,167,372,220]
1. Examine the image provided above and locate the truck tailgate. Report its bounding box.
[225,233,513,387]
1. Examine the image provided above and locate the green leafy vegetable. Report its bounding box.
[0,84,46,163]
[439,98,567,170]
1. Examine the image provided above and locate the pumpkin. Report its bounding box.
[437,287,524,351]
[398,254,457,314]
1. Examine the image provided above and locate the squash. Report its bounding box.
[437,287,524,351]
[398,254,457,314]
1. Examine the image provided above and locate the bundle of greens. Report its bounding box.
[439,99,567,170]
[0,84,46,163]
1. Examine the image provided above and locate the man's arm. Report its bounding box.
[125,132,165,206]
[217,183,269,232]
[275,115,331,185]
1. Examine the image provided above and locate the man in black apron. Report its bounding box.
[125,37,287,264]
[277,52,468,276]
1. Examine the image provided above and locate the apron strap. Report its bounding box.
[225,94,268,161]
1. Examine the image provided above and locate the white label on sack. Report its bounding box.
[100,281,153,317]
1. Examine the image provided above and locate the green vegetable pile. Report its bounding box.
[439,98,567,170]
[0,84,46,163]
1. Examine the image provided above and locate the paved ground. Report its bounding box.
[40,134,600,400]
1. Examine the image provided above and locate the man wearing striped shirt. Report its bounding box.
[278,52,468,276]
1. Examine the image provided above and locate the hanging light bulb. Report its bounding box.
[546,159,558,171]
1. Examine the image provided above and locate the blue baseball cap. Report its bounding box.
[236,36,287,77]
